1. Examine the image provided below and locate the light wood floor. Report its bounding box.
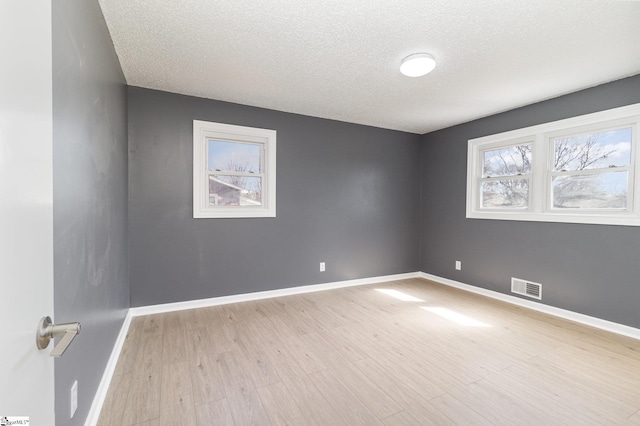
[97,278,640,425]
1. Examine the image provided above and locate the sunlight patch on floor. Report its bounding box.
[421,306,491,327]
[375,288,425,302]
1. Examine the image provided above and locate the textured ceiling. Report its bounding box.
[99,0,640,134]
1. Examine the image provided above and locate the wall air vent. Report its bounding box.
[511,277,542,300]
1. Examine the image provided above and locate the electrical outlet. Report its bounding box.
[70,380,78,418]
[320,262,326,272]
[455,260,461,270]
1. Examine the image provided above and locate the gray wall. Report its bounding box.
[128,87,421,306]
[52,1,129,425]
[420,74,640,329]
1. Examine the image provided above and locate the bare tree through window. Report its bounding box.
[480,127,631,209]
[552,129,630,209]
[207,140,263,206]
[481,144,532,208]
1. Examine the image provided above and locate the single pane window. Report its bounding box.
[482,144,532,178]
[552,171,628,209]
[207,139,262,174]
[481,179,529,208]
[553,127,631,171]
[209,175,262,206]
[194,120,276,218]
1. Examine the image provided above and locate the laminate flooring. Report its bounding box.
[97,278,640,425]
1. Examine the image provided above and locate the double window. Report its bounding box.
[193,120,276,218]
[467,103,640,226]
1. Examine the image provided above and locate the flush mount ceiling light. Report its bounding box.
[400,53,436,77]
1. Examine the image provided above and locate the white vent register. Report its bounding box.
[511,278,542,300]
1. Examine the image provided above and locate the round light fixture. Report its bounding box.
[400,53,436,77]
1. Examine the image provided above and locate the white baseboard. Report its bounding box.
[84,311,132,426]
[419,272,640,341]
[129,272,421,317]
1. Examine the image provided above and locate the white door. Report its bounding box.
[0,1,55,424]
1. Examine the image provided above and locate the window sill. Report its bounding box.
[466,210,640,226]
[194,207,276,219]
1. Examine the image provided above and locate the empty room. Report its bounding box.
[3,0,640,425]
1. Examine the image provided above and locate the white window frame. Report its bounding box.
[476,136,535,212]
[193,120,276,218]
[467,103,640,226]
